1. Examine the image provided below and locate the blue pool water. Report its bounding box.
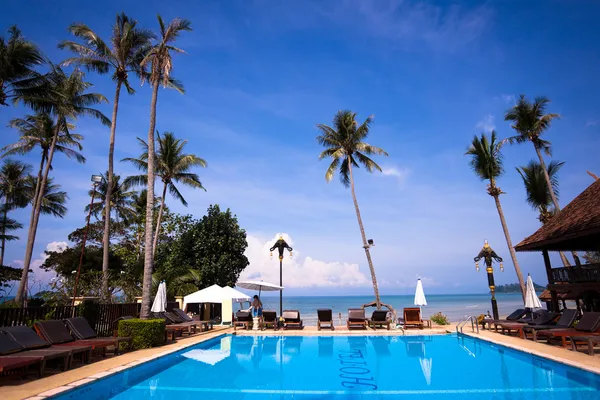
[53,334,600,400]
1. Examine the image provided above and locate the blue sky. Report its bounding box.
[1,0,599,296]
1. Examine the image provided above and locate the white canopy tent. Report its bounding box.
[183,284,224,308]
[183,284,253,325]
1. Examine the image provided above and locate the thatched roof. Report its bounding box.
[515,180,600,252]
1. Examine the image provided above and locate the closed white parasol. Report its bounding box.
[414,279,427,308]
[151,281,167,313]
[525,274,542,309]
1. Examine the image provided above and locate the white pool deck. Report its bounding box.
[2,324,598,400]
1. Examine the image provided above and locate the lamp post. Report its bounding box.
[269,235,292,317]
[72,174,103,307]
[474,240,504,320]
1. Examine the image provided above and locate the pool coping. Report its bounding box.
[6,327,231,400]
[462,330,600,375]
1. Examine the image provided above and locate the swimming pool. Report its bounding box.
[52,334,600,399]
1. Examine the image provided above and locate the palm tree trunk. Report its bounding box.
[534,144,575,267]
[0,196,8,266]
[140,81,160,319]
[492,191,526,301]
[347,159,381,309]
[15,122,61,305]
[152,182,167,259]
[101,81,123,303]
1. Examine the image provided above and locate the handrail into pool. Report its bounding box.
[456,315,479,334]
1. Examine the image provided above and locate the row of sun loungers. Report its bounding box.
[494,308,600,356]
[234,307,427,331]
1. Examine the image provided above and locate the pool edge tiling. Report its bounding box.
[44,333,600,400]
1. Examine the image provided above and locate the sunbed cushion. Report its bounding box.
[65,317,97,340]
[1,325,50,350]
[0,331,23,355]
[529,311,559,326]
[371,310,388,322]
[282,310,300,322]
[576,312,600,332]
[236,310,252,322]
[164,311,184,324]
[317,309,332,321]
[555,309,577,327]
[173,308,193,322]
[35,320,75,344]
[263,311,277,322]
[348,309,365,321]
[506,309,526,321]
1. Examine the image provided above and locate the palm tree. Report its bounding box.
[516,160,571,268]
[123,132,206,257]
[466,131,526,299]
[59,14,154,300]
[85,172,136,225]
[28,177,68,218]
[12,65,109,305]
[0,159,30,265]
[0,25,45,106]
[504,95,576,265]
[316,110,389,310]
[138,16,191,319]
[516,160,564,225]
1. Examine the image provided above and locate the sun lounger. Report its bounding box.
[535,312,600,347]
[34,320,116,357]
[317,309,334,331]
[498,311,559,338]
[369,310,391,330]
[172,308,213,331]
[150,312,197,335]
[0,355,44,376]
[234,310,253,330]
[262,310,278,330]
[282,310,303,330]
[523,309,577,340]
[1,331,71,377]
[64,317,132,354]
[569,335,600,356]
[492,309,528,330]
[403,308,424,329]
[2,325,91,369]
[347,308,368,330]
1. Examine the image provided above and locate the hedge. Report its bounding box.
[118,319,165,350]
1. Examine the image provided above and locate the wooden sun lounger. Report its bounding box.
[65,317,132,354]
[497,311,559,338]
[347,308,367,330]
[234,310,253,331]
[535,312,600,347]
[317,309,334,331]
[34,320,115,358]
[570,336,600,356]
[369,310,391,330]
[282,310,303,330]
[403,308,424,329]
[0,356,44,377]
[262,311,279,330]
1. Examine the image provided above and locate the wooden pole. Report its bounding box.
[542,250,559,311]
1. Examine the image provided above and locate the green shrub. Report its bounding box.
[118,319,165,350]
[430,312,450,325]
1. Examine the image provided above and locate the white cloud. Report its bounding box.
[381,166,411,184]
[475,114,496,133]
[585,120,597,128]
[10,241,69,292]
[240,233,371,288]
[500,94,515,104]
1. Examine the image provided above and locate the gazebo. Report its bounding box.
[515,179,600,312]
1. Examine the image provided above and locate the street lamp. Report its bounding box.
[474,240,503,320]
[269,235,293,317]
[72,174,103,307]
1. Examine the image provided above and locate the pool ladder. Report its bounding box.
[456,315,479,334]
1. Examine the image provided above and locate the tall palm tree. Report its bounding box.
[86,172,136,225]
[504,95,576,265]
[466,131,526,299]
[0,159,30,265]
[316,110,388,310]
[123,132,206,257]
[138,16,191,319]
[516,160,571,268]
[59,14,154,300]
[0,25,45,106]
[12,65,109,305]
[26,177,68,218]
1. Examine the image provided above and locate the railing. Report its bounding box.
[551,263,600,284]
[456,315,479,334]
[0,303,140,336]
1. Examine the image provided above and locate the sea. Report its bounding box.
[254,293,530,324]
